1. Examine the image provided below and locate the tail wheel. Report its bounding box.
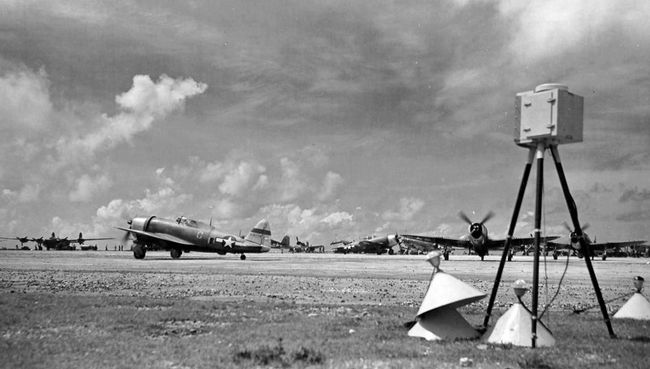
[170,249,182,259]
[133,244,146,259]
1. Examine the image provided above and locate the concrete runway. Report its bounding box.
[1,250,648,312]
[1,249,648,281]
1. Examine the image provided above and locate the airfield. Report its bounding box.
[1,250,649,368]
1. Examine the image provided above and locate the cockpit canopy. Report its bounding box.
[176,216,199,228]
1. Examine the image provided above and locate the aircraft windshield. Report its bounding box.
[175,216,199,228]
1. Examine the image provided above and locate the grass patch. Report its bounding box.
[0,292,648,368]
[233,338,324,367]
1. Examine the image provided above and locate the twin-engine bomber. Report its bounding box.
[117,216,271,260]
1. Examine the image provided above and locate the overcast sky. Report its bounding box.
[1,0,649,246]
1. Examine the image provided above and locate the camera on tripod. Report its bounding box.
[514,84,583,147]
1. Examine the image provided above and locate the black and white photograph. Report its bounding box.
[1,1,649,368]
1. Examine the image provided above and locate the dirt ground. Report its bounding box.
[2,250,649,369]
[1,250,648,313]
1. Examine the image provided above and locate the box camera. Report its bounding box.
[514,84,583,147]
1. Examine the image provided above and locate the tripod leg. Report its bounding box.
[531,142,546,348]
[482,147,535,330]
[550,145,616,338]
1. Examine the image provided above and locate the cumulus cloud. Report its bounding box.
[382,197,425,222]
[0,67,52,131]
[219,161,267,197]
[69,174,112,202]
[62,74,207,160]
[17,184,41,203]
[96,187,193,224]
[278,157,307,202]
[321,211,353,226]
[498,0,650,63]
[317,171,343,201]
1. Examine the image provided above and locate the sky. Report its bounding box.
[1,0,649,247]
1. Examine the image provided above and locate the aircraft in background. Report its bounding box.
[0,236,34,248]
[116,216,271,260]
[295,237,325,253]
[1,233,112,250]
[397,236,451,255]
[271,235,324,252]
[39,232,113,250]
[331,235,400,255]
[547,223,647,260]
[398,211,559,261]
[271,235,291,249]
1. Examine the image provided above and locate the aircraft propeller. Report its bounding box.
[563,221,590,244]
[459,210,494,239]
[459,211,494,226]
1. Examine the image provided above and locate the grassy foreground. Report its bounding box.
[1,292,648,369]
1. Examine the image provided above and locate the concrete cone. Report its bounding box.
[408,306,481,341]
[613,293,650,320]
[416,271,486,316]
[483,303,555,347]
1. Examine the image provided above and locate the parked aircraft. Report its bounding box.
[2,233,112,250]
[331,235,399,254]
[547,223,647,260]
[398,211,559,261]
[39,232,113,250]
[0,236,34,248]
[295,237,325,253]
[271,235,291,249]
[116,216,271,260]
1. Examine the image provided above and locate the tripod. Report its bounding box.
[482,141,616,348]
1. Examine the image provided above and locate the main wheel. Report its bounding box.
[170,249,182,259]
[133,244,146,259]
[240,254,246,260]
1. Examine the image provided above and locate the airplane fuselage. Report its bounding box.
[467,223,489,258]
[123,216,271,259]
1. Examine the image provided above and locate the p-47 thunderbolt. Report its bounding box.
[399,211,559,261]
[117,216,271,260]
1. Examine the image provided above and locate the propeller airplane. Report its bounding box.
[116,216,271,260]
[547,222,647,260]
[398,211,560,261]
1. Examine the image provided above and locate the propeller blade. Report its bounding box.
[120,230,133,246]
[458,211,473,225]
[563,221,573,233]
[480,211,494,225]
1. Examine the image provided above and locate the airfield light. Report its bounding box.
[633,276,645,293]
[513,279,528,299]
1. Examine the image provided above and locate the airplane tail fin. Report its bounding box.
[245,219,271,247]
[281,235,290,248]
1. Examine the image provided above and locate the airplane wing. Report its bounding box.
[399,235,469,248]
[492,236,560,248]
[588,240,647,251]
[115,227,195,246]
[69,237,114,244]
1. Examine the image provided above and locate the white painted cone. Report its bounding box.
[408,306,481,341]
[416,271,486,316]
[613,293,650,320]
[482,303,555,347]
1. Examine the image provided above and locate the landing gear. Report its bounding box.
[240,254,246,260]
[133,244,146,259]
[170,249,182,259]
